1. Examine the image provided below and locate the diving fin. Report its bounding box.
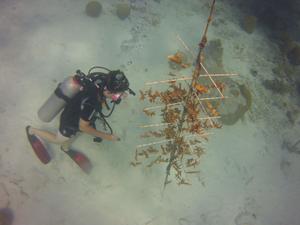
[64,149,92,174]
[26,126,51,164]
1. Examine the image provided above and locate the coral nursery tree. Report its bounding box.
[131,0,236,190]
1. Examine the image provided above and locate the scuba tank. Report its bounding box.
[37,76,83,122]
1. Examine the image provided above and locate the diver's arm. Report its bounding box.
[79,119,120,141]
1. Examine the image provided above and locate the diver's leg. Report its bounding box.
[29,127,63,144]
[56,130,75,152]
[28,127,75,150]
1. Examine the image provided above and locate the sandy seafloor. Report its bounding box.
[0,0,300,224]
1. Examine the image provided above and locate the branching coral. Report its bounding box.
[135,78,224,185]
[132,0,231,187]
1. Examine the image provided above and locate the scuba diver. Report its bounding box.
[26,66,135,171]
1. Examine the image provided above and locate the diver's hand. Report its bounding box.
[106,134,121,142]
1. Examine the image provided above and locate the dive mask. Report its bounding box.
[111,92,122,101]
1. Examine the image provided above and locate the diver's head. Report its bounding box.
[91,69,131,102]
[94,70,128,102]
[106,70,129,93]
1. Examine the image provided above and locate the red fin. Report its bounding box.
[26,126,51,164]
[65,150,92,174]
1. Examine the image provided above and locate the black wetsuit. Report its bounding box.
[59,91,100,137]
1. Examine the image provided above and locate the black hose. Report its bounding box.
[100,115,113,134]
[101,101,116,118]
[91,111,114,143]
[92,101,115,130]
[88,66,111,75]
